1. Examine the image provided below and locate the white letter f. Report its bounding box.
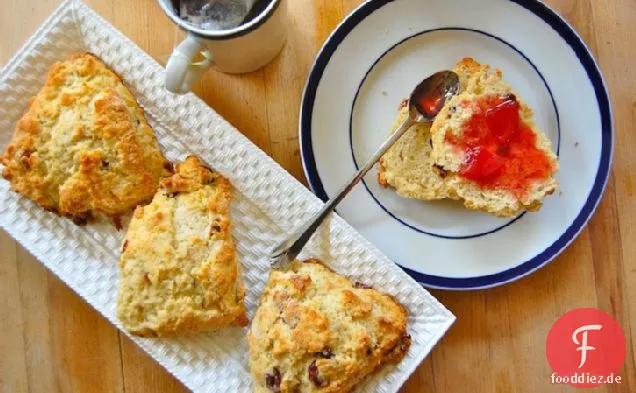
[572,324,602,368]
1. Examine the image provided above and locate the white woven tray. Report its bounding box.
[0,1,455,392]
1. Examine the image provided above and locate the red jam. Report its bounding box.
[418,95,443,115]
[445,95,554,198]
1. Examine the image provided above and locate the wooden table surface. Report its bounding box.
[1,0,635,392]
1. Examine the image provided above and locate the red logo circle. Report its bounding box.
[546,308,626,387]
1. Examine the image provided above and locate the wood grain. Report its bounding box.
[0,0,634,392]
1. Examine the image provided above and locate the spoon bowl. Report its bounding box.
[410,70,461,122]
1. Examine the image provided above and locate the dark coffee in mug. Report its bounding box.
[172,0,273,30]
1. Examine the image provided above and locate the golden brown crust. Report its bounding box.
[247,259,410,393]
[116,156,247,337]
[0,52,170,225]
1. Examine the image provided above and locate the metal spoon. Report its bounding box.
[270,70,460,269]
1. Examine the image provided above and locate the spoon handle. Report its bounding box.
[271,116,416,269]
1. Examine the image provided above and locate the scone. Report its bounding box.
[430,58,559,217]
[0,52,170,226]
[117,156,247,337]
[247,260,410,393]
[378,99,450,200]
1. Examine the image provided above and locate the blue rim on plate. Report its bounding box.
[299,0,614,290]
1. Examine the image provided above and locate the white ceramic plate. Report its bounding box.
[300,0,613,290]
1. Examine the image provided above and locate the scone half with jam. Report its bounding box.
[430,58,559,217]
[117,156,247,337]
[0,52,170,226]
[248,260,410,393]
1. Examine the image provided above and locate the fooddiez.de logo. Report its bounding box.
[546,308,626,387]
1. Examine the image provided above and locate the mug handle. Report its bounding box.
[165,34,213,94]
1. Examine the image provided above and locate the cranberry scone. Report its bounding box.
[117,156,247,337]
[0,52,170,225]
[248,260,410,393]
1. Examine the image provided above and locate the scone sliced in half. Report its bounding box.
[430,58,559,217]
[0,52,170,226]
[378,99,450,200]
[117,156,247,337]
[248,260,410,393]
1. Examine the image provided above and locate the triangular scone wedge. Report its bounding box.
[117,156,247,337]
[430,58,559,217]
[248,260,410,393]
[0,52,170,226]
[378,100,451,200]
